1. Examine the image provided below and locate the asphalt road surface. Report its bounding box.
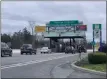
[1,49,104,78]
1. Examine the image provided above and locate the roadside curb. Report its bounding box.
[71,60,106,77]
[51,61,74,78]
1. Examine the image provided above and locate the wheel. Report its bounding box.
[34,52,36,55]
[29,50,33,55]
[73,51,75,54]
[21,52,23,55]
[9,53,12,57]
[84,50,87,53]
[30,52,32,55]
[1,52,4,57]
[21,53,23,55]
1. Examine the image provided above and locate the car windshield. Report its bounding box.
[1,43,9,48]
[42,47,48,49]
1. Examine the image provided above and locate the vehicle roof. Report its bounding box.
[22,44,32,45]
[1,42,6,45]
[42,47,48,48]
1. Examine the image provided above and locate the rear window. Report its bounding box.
[42,47,48,49]
[1,43,9,48]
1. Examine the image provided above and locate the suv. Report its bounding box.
[65,46,75,54]
[98,44,107,53]
[77,45,87,53]
[1,42,12,57]
[20,44,36,55]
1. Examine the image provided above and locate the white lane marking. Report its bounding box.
[1,54,80,69]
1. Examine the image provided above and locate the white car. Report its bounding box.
[40,47,51,54]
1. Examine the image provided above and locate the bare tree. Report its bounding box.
[28,21,36,48]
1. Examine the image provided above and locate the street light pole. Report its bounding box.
[28,21,36,48]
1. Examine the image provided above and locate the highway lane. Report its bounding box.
[2,49,101,78]
[1,49,94,66]
[1,52,73,66]
[1,49,61,66]
[1,52,87,78]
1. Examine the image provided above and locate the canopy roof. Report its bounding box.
[44,32,85,38]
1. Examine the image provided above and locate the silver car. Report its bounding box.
[40,47,51,54]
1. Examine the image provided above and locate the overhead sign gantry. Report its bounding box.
[43,20,87,51]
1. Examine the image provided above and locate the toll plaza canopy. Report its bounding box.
[42,20,87,51]
[44,32,86,39]
[44,20,87,45]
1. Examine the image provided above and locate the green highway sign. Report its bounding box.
[93,24,102,30]
[91,41,95,45]
[48,20,79,26]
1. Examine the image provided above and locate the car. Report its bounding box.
[77,45,87,53]
[98,44,107,53]
[1,42,12,57]
[65,46,75,54]
[40,47,51,54]
[20,44,36,55]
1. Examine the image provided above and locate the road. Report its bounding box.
[1,49,104,78]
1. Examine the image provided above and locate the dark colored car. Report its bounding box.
[77,45,87,53]
[65,46,75,54]
[1,42,12,57]
[98,44,107,53]
[20,44,36,55]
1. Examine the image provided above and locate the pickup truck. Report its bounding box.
[20,44,36,55]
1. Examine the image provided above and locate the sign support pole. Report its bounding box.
[100,30,102,47]
[93,30,95,53]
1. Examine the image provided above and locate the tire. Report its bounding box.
[34,51,36,55]
[84,51,87,53]
[26,53,28,55]
[21,52,23,55]
[34,52,36,55]
[1,53,4,57]
[9,52,12,57]
[30,52,32,55]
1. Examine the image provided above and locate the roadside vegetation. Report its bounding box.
[75,52,107,72]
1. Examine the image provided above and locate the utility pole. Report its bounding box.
[28,21,36,48]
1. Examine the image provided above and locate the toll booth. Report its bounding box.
[44,32,86,52]
[44,20,87,52]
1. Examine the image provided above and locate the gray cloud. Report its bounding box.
[1,1,106,41]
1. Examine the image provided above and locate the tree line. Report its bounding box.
[1,27,49,49]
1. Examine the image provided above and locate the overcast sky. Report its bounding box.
[1,1,106,42]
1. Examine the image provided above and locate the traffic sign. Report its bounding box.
[35,26,46,32]
[76,25,87,31]
[94,30,100,38]
[91,41,95,45]
[48,20,79,27]
[48,26,75,32]
[93,24,101,30]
